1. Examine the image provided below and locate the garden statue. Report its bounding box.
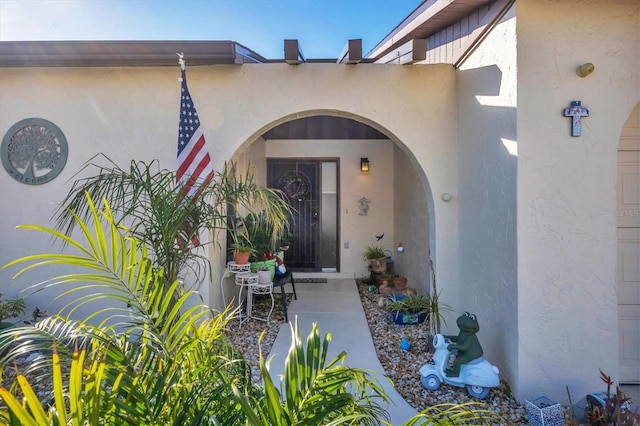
[419,312,500,399]
[275,256,286,277]
[445,311,484,377]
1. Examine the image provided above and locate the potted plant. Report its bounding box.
[256,265,273,284]
[243,211,290,262]
[363,244,387,273]
[385,294,430,325]
[229,238,256,265]
[0,293,26,329]
[582,370,640,426]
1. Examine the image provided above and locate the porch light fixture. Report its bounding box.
[360,158,370,172]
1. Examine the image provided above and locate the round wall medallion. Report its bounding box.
[1,118,68,185]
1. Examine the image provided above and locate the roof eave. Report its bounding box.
[366,0,495,60]
[0,40,268,67]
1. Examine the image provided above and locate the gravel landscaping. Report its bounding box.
[225,279,530,424]
[3,279,532,423]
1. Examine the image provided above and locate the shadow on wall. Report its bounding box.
[456,64,518,383]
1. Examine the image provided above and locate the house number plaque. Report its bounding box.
[1,118,68,185]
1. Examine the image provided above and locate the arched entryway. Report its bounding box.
[263,116,387,272]
[232,111,435,294]
[617,102,640,383]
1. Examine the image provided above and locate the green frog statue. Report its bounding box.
[420,311,499,399]
[445,311,484,377]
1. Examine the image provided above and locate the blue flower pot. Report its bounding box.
[390,311,427,325]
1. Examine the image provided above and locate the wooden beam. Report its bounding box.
[337,39,362,64]
[284,39,305,65]
[374,39,427,65]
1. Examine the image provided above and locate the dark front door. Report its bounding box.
[268,160,320,271]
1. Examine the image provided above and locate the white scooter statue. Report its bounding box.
[419,333,500,399]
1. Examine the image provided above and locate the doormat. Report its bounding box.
[295,278,327,283]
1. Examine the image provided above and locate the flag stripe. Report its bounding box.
[177,131,207,180]
[183,155,211,190]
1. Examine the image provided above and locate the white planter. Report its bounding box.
[257,269,272,284]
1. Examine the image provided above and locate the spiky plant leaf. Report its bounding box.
[1,193,250,425]
[232,319,391,426]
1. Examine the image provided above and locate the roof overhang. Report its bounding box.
[0,40,268,67]
[366,0,494,60]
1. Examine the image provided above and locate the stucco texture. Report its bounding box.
[516,0,639,403]
[455,4,519,393]
[0,63,456,321]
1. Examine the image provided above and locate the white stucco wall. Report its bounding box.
[516,0,639,403]
[0,63,457,318]
[393,144,432,296]
[0,67,183,321]
[455,5,519,389]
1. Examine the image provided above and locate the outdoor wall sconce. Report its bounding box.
[360,157,370,172]
[576,62,595,77]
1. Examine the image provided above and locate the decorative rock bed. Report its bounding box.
[2,284,530,423]
[227,281,530,424]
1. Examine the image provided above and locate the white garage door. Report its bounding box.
[618,104,640,384]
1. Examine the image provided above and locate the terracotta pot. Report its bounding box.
[369,257,387,273]
[393,276,408,291]
[234,251,251,265]
[380,277,391,287]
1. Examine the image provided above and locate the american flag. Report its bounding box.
[176,64,214,246]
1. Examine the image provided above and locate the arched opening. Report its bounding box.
[231,111,436,294]
[617,102,640,383]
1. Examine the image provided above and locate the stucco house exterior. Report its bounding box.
[1,0,638,404]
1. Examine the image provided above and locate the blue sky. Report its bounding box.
[0,0,422,59]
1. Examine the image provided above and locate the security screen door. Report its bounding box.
[268,159,338,271]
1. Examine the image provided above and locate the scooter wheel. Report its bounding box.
[421,374,441,390]
[466,385,490,399]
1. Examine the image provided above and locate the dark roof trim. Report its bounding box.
[0,40,268,67]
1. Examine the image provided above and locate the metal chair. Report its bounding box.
[272,270,297,322]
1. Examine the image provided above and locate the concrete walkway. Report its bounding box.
[267,274,418,425]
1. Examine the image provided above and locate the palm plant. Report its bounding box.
[54,155,290,291]
[0,194,509,426]
[0,293,25,327]
[0,194,251,424]
[232,319,391,426]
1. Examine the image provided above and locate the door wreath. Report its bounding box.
[278,171,310,201]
